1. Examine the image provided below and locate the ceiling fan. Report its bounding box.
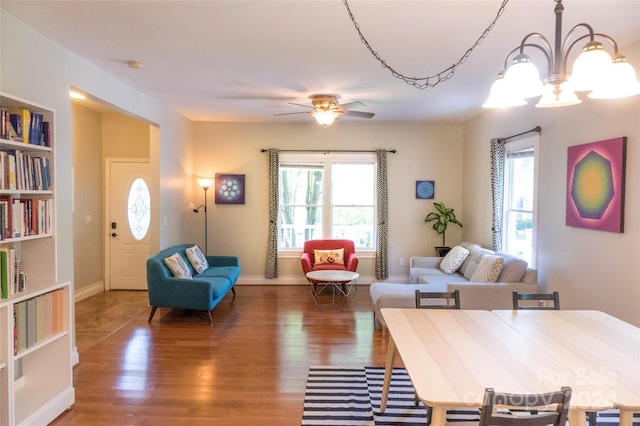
[275,94,375,126]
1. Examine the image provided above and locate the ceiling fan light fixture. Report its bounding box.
[312,109,339,126]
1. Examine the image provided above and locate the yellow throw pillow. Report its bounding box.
[314,248,345,265]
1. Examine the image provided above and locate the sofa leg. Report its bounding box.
[231,286,236,296]
[207,311,213,325]
[148,306,157,322]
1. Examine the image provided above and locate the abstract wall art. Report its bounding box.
[416,180,435,199]
[566,137,626,232]
[215,174,245,204]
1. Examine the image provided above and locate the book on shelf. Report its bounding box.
[0,247,17,298]
[1,108,49,146]
[13,289,65,355]
[26,297,36,347]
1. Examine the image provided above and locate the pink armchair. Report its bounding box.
[301,239,359,276]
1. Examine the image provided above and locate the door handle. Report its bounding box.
[111,232,118,238]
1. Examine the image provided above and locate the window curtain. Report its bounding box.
[265,148,279,278]
[490,138,505,252]
[376,149,389,280]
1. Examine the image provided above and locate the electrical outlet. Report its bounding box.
[400,258,405,266]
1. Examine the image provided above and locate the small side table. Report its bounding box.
[305,270,359,311]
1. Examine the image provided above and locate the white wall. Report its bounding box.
[462,42,640,326]
[1,11,196,288]
[193,121,464,284]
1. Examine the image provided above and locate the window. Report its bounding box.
[127,177,151,240]
[502,137,539,266]
[278,153,376,250]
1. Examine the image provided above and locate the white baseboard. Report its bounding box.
[235,274,410,285]
[74,281,104,303]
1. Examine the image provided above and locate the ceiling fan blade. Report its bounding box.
[340,100,366,110]
[343,110,375,119]
[273,111,311,116]
[288,102,314,109]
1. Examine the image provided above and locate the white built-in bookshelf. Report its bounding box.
[0,93,74,425]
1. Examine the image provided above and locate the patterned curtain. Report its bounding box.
[490,138,505,252]
[375,150,389,280]
[264,149,279,278]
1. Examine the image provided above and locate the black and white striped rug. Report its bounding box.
[302,366,638,426]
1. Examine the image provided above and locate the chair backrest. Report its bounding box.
[512,291,560,310]
[415,290,460,309]
[479,387,572,426]
[302,239,356,265]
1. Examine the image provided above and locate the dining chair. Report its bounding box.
[479,386,572,425]
[413,289,461,420]
[415,289,460,309]
[512,291,560,310]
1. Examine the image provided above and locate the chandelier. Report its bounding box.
[484,0,640,109]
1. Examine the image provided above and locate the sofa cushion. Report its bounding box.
[470,255,504,283]
[439,245,470,274]
[163,253,192,279]
[496,252,528,283]
[419,275,470,285]
[198,265,242,283]
[463,246,495,280]
[185,245,209,274]
[314,248,344,265]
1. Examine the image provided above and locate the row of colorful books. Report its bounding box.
[0,108,51,147]
[0,247,25,298]
[0,197,52,240]
[13,289,64,355]
[0,150,51,191]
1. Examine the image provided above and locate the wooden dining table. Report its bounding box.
[379,308,616,426]
[493,309,640,426]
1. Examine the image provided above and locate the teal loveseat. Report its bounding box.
[146,244,241,324]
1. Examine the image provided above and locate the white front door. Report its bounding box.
[108,160,151,290]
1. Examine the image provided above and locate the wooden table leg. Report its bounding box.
[379,335,396,413]
[619,409,634,426]
[569,408,587,426]
[430,406,447,426]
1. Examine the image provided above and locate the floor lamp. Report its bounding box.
[193,178,214,254]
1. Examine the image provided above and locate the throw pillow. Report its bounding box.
[470,254,504,283]
[314,248,345,265]
[163,253,192,279]
[495,252,528,282]
[185,245,209,274]
[439,245,470,274]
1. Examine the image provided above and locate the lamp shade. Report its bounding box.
[569,41,612,92]
[312,110,339,126]
[588,55,640,99]
[535,82,581,108]
[197,178,214,189]
[504,54,544,98]
[483,72,527,108]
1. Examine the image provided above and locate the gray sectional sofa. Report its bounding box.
[370,241,538,329]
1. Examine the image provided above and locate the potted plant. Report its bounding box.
[424,201,463,256]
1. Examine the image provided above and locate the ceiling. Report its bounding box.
[2,1,639,123]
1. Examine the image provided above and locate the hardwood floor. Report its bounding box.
[52,285,397,425]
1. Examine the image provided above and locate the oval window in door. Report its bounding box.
[127,177,151,240]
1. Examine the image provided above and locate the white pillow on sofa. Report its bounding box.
[186,245,209,274]
[163,253,192,279]
[439,245,470,274]
[470,254,504,283]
